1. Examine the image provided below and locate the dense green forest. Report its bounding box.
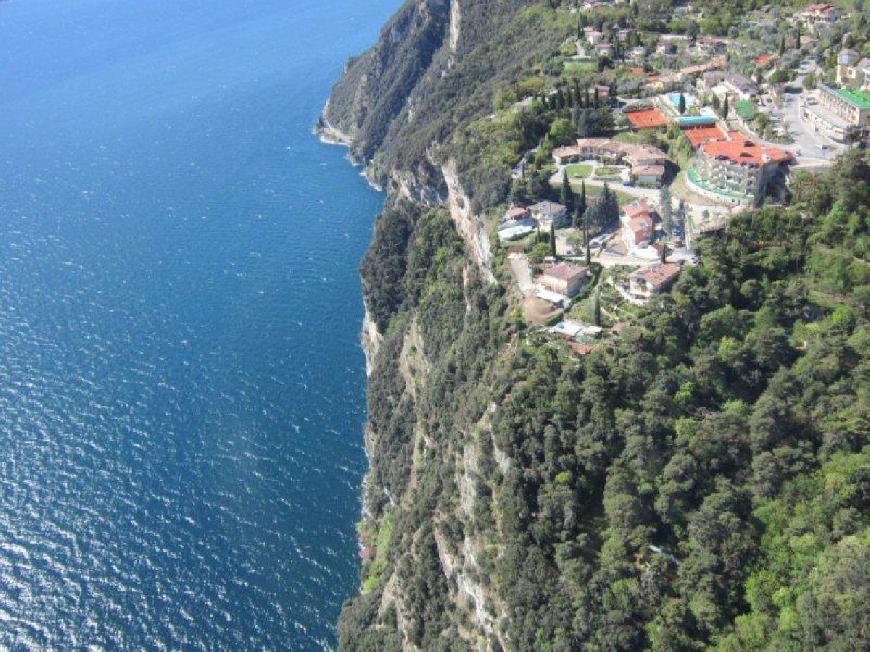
[345,141,868,650]
[329,1,869,649]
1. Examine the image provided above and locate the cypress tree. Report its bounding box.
[577,180,587,218]
[779,34,786,57]
[593,291,601,326]
[561,170,574,212]
[600,182,618,229]
[678,92,686,115]
[584,209,591,265]
[660,185,672,235]
[723,96,729,119]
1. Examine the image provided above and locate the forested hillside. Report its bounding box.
[325,1,869,650]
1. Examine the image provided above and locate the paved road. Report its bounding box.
[766,64,840,165]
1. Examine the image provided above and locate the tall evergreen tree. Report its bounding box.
[778,34,786,57]
[678,92,686,115]
[584,210,591,266]
[577,180,587,219]
[561,170,574,212]
[723,96,729,119]
[660,185,673,235]
[592,290,601,326]
[600,182,619,230]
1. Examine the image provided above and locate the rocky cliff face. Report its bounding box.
[319,0,452,166]
[326,3,565,650]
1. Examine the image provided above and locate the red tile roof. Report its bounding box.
[623,200,654,245]
[753,53,773,66]
[628,216,652,242]
[631,262,682,289]
[624,106,668,129]
[700,131,792,167]
[623,199,652,220]
[544,262,588,282]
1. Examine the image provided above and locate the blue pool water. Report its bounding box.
[0,0,395,648]
[667,91,695,109]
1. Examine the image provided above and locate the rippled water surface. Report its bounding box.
[0,0,395,647]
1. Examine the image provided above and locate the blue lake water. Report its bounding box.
[0,0,395,647]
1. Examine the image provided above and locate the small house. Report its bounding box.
[629,262,682,301]
[498,206,536,241]
[529,201,569,229]
[539,262,589,298]
[633,164,665,186]
[621,199,655,251]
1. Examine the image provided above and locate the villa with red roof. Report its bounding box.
[688,131,793,204]
[539,262,589,298]
[629,263,682,302]
[797,3,839,31]
[552,139,668,187]
[620,199,655,251]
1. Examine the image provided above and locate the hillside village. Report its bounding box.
[486,0,867,356]
[327,1,870,649]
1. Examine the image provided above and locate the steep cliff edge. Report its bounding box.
[319,0,451,166]
[328,4,560,649]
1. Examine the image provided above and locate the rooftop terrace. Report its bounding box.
[700,131,791,167]
[833,87,870,110]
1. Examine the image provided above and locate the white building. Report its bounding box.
[539,262,590,298]
[802,85,870,142]
[836,49,870,91]
[528,201,570,230]
[629,263,682,302]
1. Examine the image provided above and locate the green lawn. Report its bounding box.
[613,131,642,144]
[564,60,595,73]
[734,99,756,121]
[574,183,635,207]
[595,166,621,178]
[564,163,592,178]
